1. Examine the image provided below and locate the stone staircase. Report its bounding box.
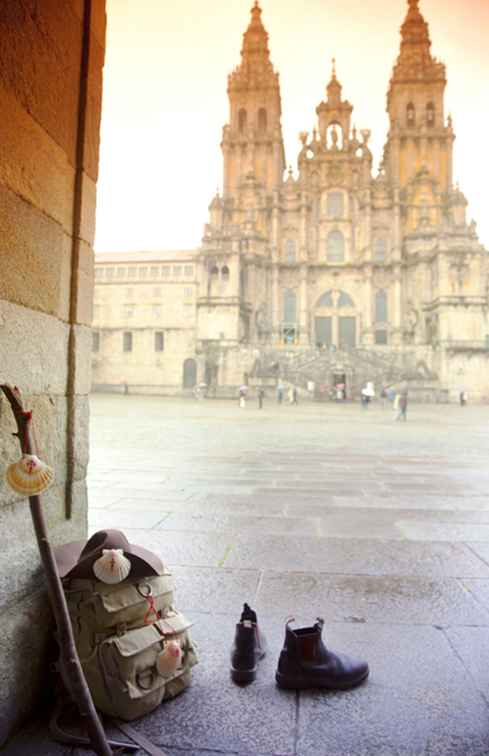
[250,347,442,400]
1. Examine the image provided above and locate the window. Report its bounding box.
[327,230,345,262]
[327,192,344,219]
[258,107,267,134]
[92,331,100,352]
[283,289,297,323]
[375,330,388,345]
[155,332,164,352]
[105,267,114,280]
[161,266,170,278]
[238,108,247,134]
[317,291,334,308]
[338,292,354,308]
[210,265,219,278]
[184,265,194,277]
[221,266,230,282]
[173,265,182,277]
[95,268,104,279]
[375,290,388,323]
[139,267,148,279]
[123,332,133,352]
[407,102,415,127]
[116,267,126,279]
[285,239,296,264]
[127,267,137,279]
[426,102,435,127]
[374,238,387,262]
[150,266,159,278]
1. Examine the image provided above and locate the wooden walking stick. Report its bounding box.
[1,384,113,756]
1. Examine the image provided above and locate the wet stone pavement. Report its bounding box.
[6,394,489,756]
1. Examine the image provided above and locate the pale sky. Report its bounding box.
[95,0,489,253]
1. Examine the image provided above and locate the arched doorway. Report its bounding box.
[314,290,357,349]
[182,358,197,388]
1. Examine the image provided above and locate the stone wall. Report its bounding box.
[0,0,105,743]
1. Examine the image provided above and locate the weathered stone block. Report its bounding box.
[0,0,83,165]
[0,301,69,394]
[0,185,72,318]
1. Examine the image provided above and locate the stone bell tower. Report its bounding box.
[222,1,286,198]
[384,0,454,195]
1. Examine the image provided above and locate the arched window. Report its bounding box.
[285,239,296,264]
[407,102,415,127]
[238,108,247,134]
[426,102,435,127]
[221,265,230,282]
[327,230,345,262]
[210,265,219,278]
[327,192,344,219]
[338,292,354,308]
[258,108,267,134]
[283,289,297,323]
[374,238,387,262]
[375,290,388,323]
[317,290,334,308]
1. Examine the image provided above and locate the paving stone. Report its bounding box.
[122,528,230,568]
[159,512,321,537]
[256,572,489,625]
[131,614,297,755]
[171,566,261,614]
[296,623,489,756]
[224,535,489,579]
[89,508,170,531]
[445,626,489,702]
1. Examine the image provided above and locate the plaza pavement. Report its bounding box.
[6,394,489,755]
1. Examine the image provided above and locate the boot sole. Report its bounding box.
[275,668,369,691]
[231,667,257,684]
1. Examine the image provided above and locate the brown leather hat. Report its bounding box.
[55,529,164,580]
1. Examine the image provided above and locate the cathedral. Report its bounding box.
[92,0,489,401]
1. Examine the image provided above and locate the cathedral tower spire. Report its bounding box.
[384,0,452,192]
[221,2,286,197]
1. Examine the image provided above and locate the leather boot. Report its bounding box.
[230,603,266,684]
[275,618,369,690]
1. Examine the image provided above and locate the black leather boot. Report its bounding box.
[275,618,369,690]
[230,603,266,684]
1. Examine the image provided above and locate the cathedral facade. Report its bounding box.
[92,1,489,401]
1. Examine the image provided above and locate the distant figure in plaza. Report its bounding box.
[122,380,129,396]
[361,381,375,408]
[380,386,387,408]
[193,382,207,400]
[386,386,396,404]
[277,382,284,405]
[291,386,299,405]
[257,386,265,409]
[459,390,468,406]
[336,383,345,401]
[395,392,408,421]
[239,385,248,409]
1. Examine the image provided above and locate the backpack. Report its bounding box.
[63,570,198,721]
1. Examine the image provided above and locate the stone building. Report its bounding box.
[0,0,106,742]
[93,0,489,401]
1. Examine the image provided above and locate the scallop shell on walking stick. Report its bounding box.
[6,454,54,496]
[93,548,131,584]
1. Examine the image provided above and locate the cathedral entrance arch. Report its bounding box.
[314,290,357,349]
[183,358,197,388]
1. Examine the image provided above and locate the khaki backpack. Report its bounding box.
[64,571,198,721]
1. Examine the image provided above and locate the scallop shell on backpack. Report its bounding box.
[156,640,182,678]
[6,454,54,496]
[93,548,132,584]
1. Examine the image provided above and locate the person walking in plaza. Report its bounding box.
[395,392,408,421]
[292,386,299,405]
[277,381,284,405]
[239,385,247,409]
[257,386,265,409]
